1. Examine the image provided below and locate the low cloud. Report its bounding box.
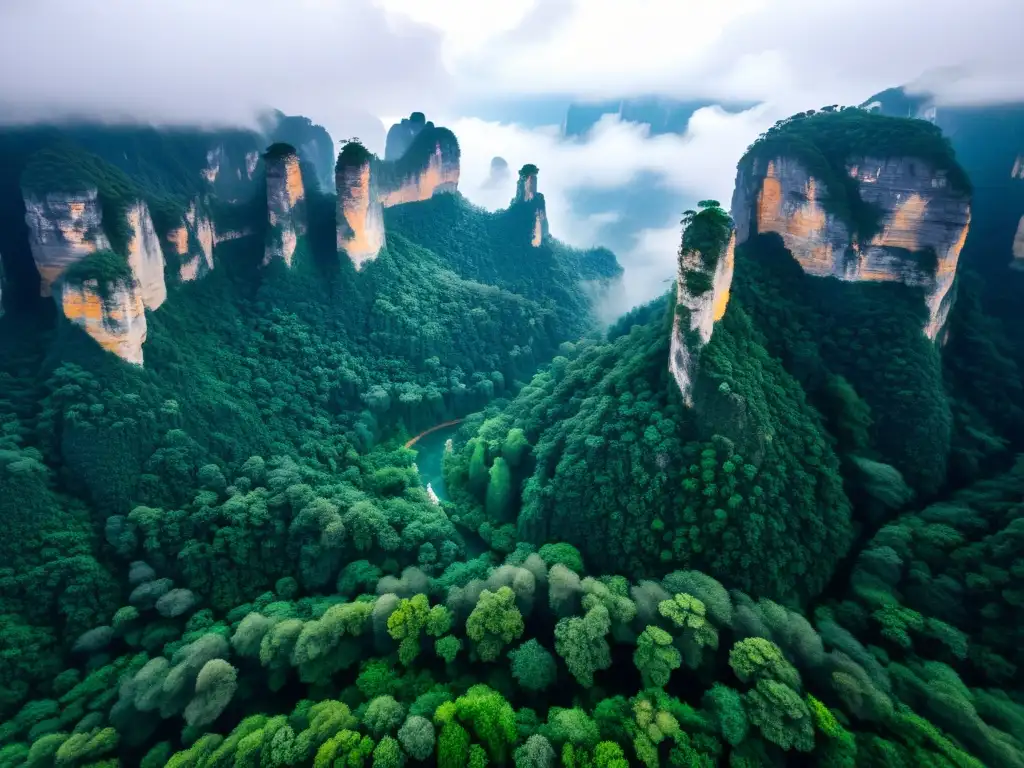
[450,104,779,316]
[0,0,453,153]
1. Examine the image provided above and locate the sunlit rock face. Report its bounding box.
[61,278,147,365]
[379,142,460,208]
[385,112,427,161]
[733,155,971,339]
[125,202,166,310]
[264,147,307,268]
[168,200,216,282]
[337,158,385,270]
[24,189,110,297]
[669,231,735,405]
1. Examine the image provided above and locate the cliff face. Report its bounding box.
[23,189,171,362]
[732,155,970,339]
[25,189,110,297]
[125,202,166,310]
[337,157,385,270]
[513,166,548,248]
[378,141,460,208]
[167,200,216,282]
[264,147,307,267]
[60,278,147,365]
[669,231,735,404]
[336,125,460,270]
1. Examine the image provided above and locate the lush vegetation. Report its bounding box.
[2,106,1024,768]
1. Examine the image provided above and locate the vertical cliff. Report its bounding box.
[385,112,427,161]
[24,189,111,297]
[124,201,166,309]
[263,144,307,268]
[337,142,385,270]
[167,200,216,282]
[513,165,549,248]
[668,205,735,404]
[732,121,971,340]
[61,278,147,365]
[378,129,460,207]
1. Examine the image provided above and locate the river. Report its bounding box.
[407,421,462,501]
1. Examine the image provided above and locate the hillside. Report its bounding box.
[2,104,1024,768]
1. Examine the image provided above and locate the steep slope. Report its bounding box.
[448,108,987,596]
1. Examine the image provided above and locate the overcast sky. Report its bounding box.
[2,0,1022,312]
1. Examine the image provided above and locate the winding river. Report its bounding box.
[406,420,462,502]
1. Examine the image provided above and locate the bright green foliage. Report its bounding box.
[434,635,462,664]
[658,593,718,668]
[554,606,612,688]
[436,721,470,768]
[448,686,517,763]
[537,543,584,575]
[387,594,431,666]
[807,695,856,767]
[509,639,557,692]
[729,638,801,689]
[372,735,404,768]
[633,626,681,688]
[314,729,374,768]
[744,679,814,752]
[465,587,525,662]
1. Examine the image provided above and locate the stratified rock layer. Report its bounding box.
[25,189,110,297]
[732,155,971,339]
[669,231,735,404]
[61,278,147,365]
[264,149,306,267]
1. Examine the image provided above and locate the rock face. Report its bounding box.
[23,189,175,362]
[385,112,427,161]
[337,154,385,270]
[125,202,166,310]
[513,166,549,248]
[336,125,460,270]
[24,189,110,297]
[378,141,460,208]
[264,147,307,267]
[167,200,216,282]
[60,279,147,366]
[669,231,735,405]
[732,155,970,339]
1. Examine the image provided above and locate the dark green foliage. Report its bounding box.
[62,250,133,293]
[2,108,1024,768]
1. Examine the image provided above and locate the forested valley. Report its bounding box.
[1,100,1024,768]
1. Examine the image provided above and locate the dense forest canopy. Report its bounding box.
[0,99,1023,768]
